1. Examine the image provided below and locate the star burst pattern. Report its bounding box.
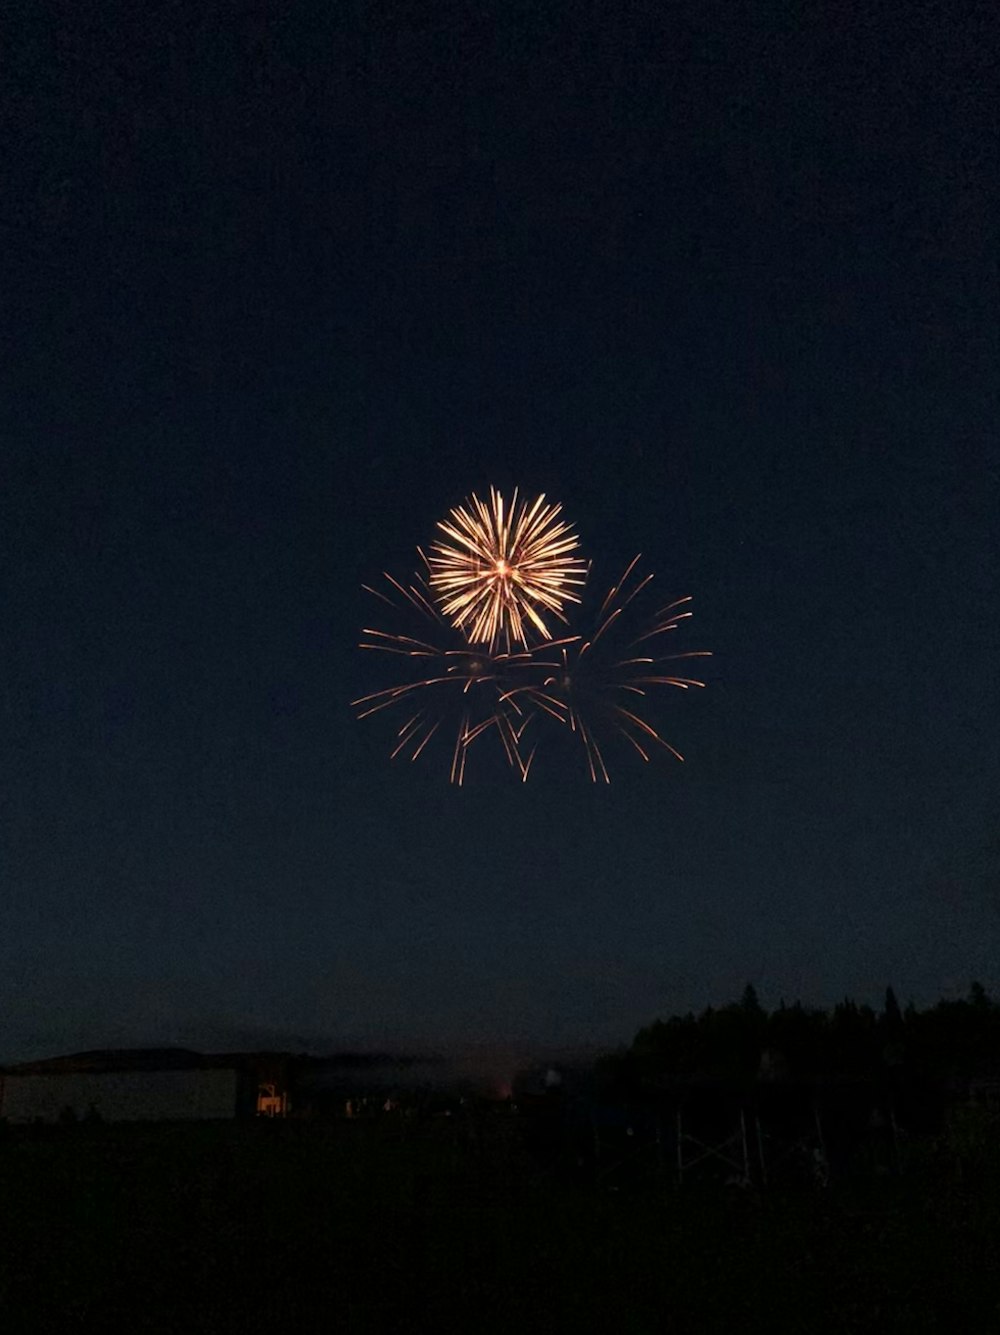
[426,487,589,652]
[351,567,574,785]
[354,493,710,784]
[503,556,712,782]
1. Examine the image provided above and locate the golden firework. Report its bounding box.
[426,487,589,652]
[501,556,712,782]
[351,568,552,785]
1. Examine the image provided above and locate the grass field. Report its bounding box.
[1,1116,997,1333]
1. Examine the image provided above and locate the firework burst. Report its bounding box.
[503,556,712,782]
[426,487,589,652]
[351,566,572,784]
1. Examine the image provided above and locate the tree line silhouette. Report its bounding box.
[597,983,1000,1099]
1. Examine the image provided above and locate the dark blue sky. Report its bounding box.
[3,3,997,1063]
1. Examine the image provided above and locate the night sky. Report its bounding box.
[4,4,997,1065]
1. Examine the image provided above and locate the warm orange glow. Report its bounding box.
[257,1082,288,1117]
[427,487,589,652]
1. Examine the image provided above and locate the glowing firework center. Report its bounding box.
[353,493,709,784]
[427,488,589,652]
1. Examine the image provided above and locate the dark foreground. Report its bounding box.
[1,1117,997,1333]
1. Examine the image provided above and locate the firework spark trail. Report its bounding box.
[426,487,589,652]
[352,568,544,784]
[355,492,709,782]
[500,557,711,781]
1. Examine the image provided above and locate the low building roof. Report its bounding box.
[1,1049,295,1076]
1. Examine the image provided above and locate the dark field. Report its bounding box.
[1,1117,997,1333]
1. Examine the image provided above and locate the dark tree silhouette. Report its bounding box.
[608,986,1000,1110]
